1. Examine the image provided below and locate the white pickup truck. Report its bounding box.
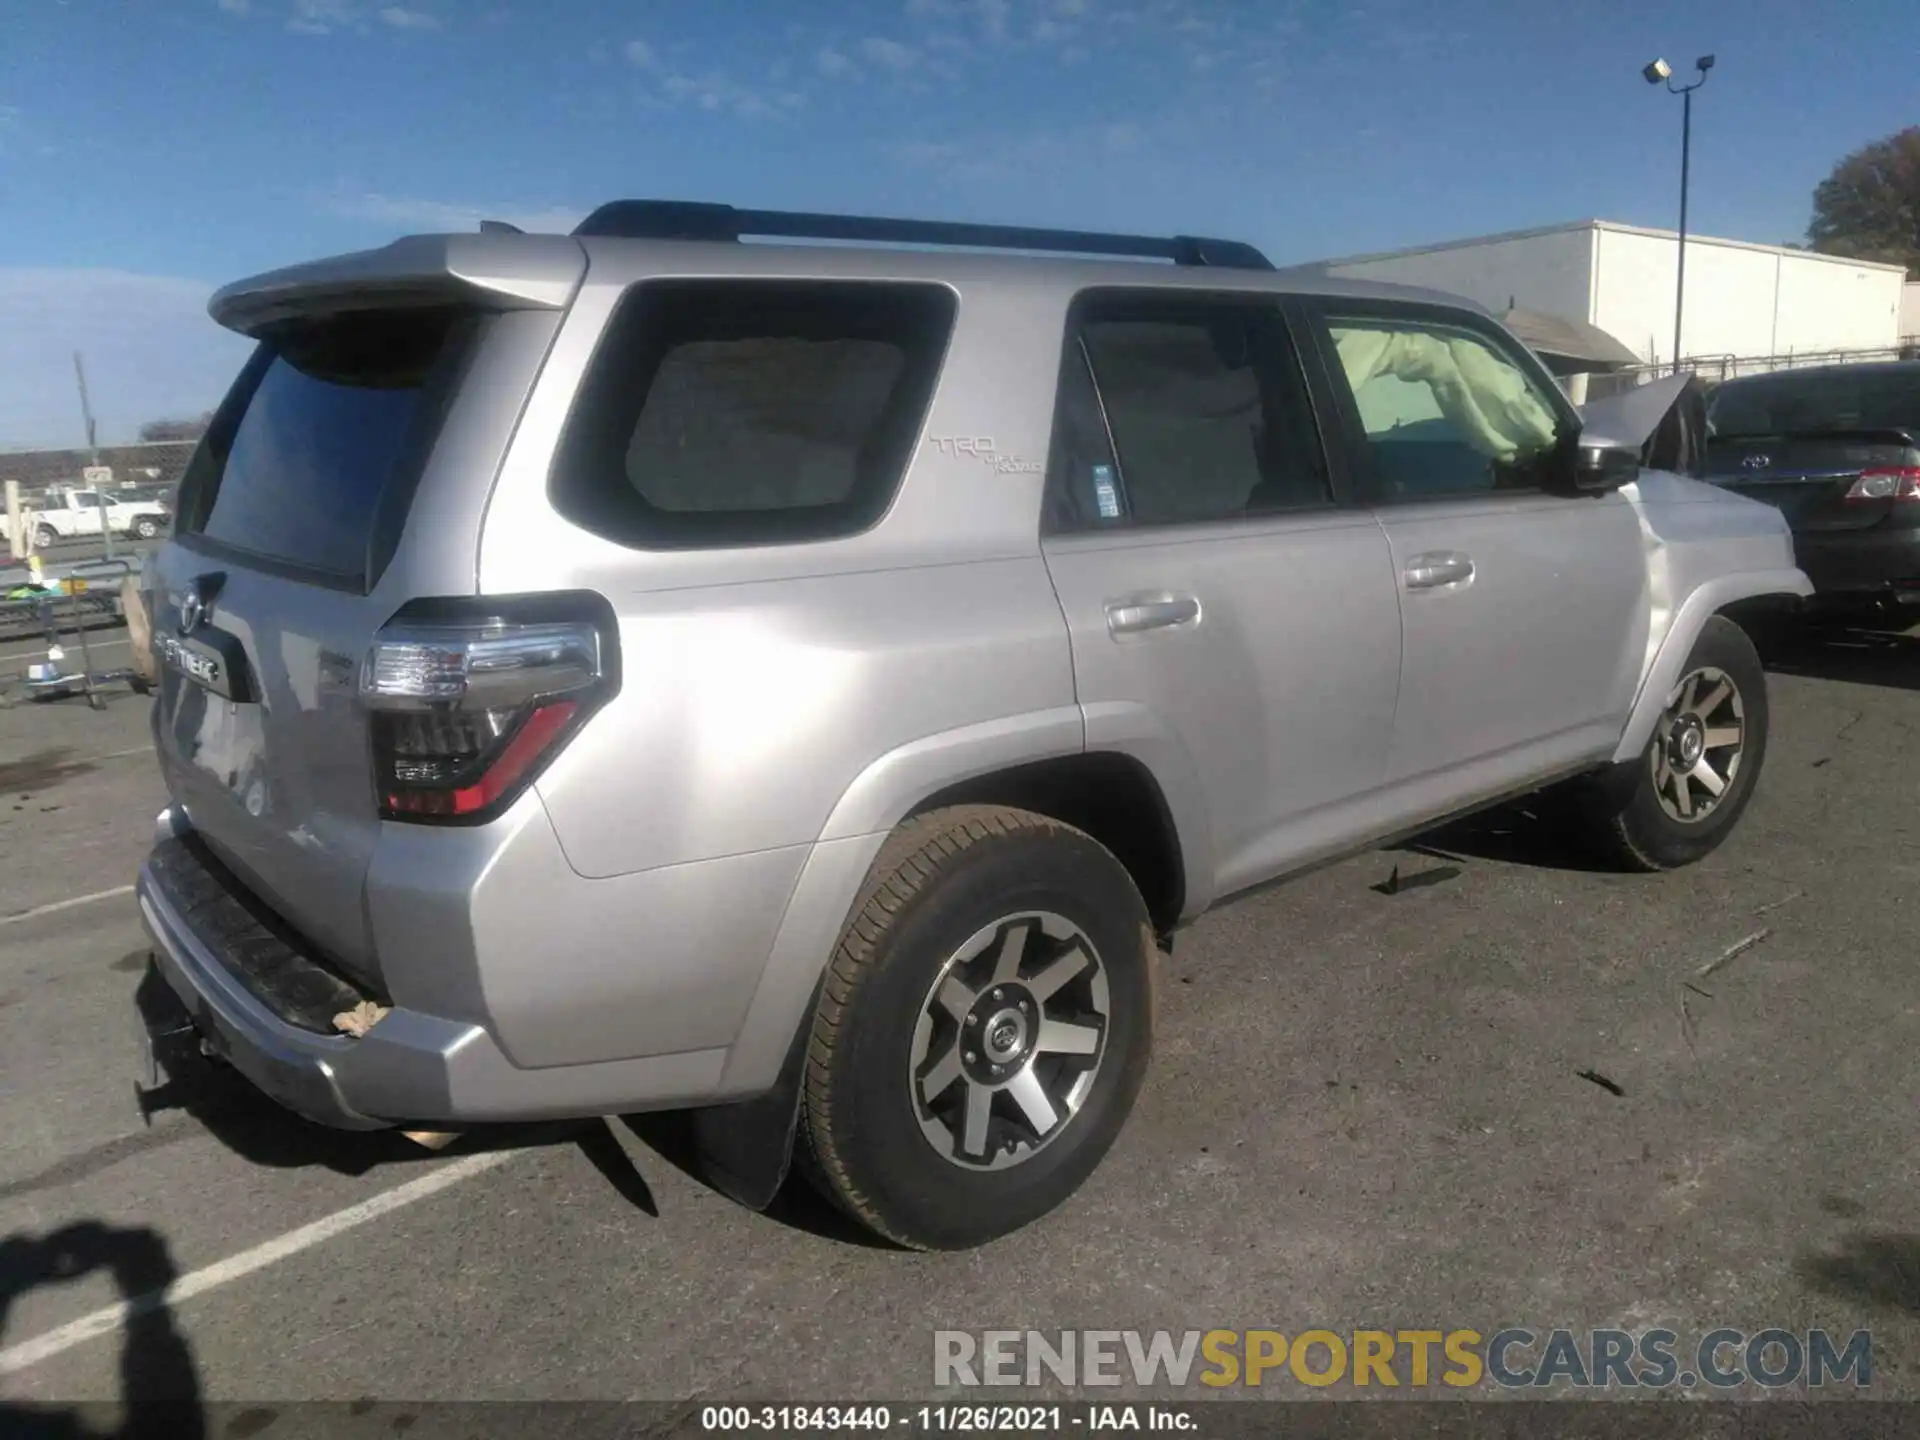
[31,488,170,547]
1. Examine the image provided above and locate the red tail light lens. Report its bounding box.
[361,597,617,825]
[1843,468,1920,502]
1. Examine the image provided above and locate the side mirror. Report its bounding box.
[1573,443,1640,493]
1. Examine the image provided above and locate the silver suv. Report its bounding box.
[132,201,1810,1251]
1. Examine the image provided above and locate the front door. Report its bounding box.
[1039,290,1404,905]
[1300,301,1650,799]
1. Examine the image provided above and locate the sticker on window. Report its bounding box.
[1092,464,1121,520]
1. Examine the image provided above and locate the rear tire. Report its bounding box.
[134,518,159,540]
[33,525,56,549]
[798,805,1156,1251]
[1571,616,1770,872]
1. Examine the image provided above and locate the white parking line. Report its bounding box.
[0,1148,518,1377]
[0,885,137,927]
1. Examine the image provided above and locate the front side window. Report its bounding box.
[1322,317,1565,501]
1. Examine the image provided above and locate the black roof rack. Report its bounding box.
[570,199,1273,271]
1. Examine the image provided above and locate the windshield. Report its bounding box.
[1708,368,1920,439]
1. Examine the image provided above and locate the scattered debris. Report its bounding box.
[331,1000,390,1038]
[1755,889,1804,916]
[1372,863,1462,896]
[1812,757,1831,769]
[1696,928,1771,980]
[1577,1069,1625,1097]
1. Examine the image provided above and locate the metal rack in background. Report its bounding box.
[1,558,140,710]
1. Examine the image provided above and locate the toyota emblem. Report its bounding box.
[1741,454,1770,470]
[177,589,205,635]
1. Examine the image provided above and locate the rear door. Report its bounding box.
[1299,299,1648,793]
[151,307,483,991]
[1039,289,1403,902]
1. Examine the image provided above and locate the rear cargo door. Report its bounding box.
[151,307,479,992]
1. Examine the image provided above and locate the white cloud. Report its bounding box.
[288,0,358,35]
[859,36,917,71]
[816,46,858,78]
[313,188,587,234]
[378,6,440,29]
[623,37,658,69]
[217,0,252,15]
[655,71,789,120]
[0,270,255,451]
[905,0,959,16]
[977,0,1011,41]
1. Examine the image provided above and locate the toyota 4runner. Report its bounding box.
[132,201,1810,1250]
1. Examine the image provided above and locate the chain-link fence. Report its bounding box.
[1585,336,1920,399]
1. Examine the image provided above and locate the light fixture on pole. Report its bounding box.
[1643,54,1714,374]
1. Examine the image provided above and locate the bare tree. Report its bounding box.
[1807,126,1920,277]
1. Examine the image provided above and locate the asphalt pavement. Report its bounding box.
[0,617,1917,1415]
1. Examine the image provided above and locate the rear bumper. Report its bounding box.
[1794,526,1920,596]
[135,813,736,1130]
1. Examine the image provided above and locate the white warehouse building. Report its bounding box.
[1307,220,1908,372]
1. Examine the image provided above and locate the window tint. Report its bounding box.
[1323,317,1565,500]
[70,492,98,507]
[1707,367,1920,438]
[1051,300,1328,530]
[551,280,957,549]
[181,307,473,586]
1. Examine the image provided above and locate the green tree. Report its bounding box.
[1807,126,1920,277]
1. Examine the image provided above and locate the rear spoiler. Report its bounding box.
[208,233,588,337]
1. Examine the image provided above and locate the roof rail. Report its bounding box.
[478,219,524,235]
[569,200,1273,271]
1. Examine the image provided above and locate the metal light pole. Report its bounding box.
[1643,55,1715,374]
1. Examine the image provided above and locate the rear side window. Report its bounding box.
[1046,294,1330,531]
[178,307,475,588]
[551,280,957,549]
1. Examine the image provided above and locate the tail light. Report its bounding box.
[360,594,619,824]
[1843,468,1920,502]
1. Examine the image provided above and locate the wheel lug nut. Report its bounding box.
[991,1063,1003,1076]
[965,1051,977,1063]
[965,1014,977,1026]
[1018,999,1029,1012]
[992,988,1004,1001]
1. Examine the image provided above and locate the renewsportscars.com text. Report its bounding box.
[934,1328,1872,1391]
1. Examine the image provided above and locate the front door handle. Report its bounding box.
[1105,594,1201,635]
[1403,552,1475,590]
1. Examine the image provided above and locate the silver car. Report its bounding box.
[132,202,1810,1251]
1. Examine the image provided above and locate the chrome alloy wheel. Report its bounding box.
[1652,665,1746,823]
[908,911,1110,1171]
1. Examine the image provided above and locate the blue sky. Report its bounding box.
[1,0,1915,448]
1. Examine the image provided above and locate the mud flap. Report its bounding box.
[687,988,817,1212]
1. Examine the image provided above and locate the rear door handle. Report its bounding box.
[1403,552,1475,590]
[1105,594,1201,635]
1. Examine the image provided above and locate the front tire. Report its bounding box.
[799,805,1156,1251]
[134,518,159,540]
[33,525,56,549]
[1574,615,1770,871]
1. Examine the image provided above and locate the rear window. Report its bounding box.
[1709,367,1920,439]
[177,308,475,587]
[550,280,957,549]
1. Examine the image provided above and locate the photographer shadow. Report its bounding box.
[0,1221,205,1440]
